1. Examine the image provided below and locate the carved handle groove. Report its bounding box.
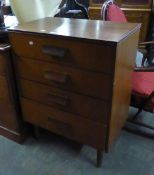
[44,70,69,85]
[47,117,71,130]
[47,92,69,106]
[42,45,67,58]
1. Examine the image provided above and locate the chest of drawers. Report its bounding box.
[8,17,140,166]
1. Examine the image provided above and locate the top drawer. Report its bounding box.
[9,33,115,74]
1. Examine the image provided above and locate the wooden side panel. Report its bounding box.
[0,47,24,143]
[0,101,18,131]
[0,75,11,103]
[0,54,6,75]
[107,30,140,150]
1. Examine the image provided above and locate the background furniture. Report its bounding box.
[94,0,154,137]
[127,44,154,137]
[56,0,89,19]
[0,9,25,142]
[146,4,154,66]
[101,0,127,22]
[0,37,24,142]
[89,0,153,42]
[8,17,140,167]
[131,68,154,116]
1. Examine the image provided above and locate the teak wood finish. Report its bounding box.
[8,17,140,167]
[0,44,24,142]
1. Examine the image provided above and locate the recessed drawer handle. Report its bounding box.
[44,70,69,84]
[47,117,71,129]
[42,45,67,58]
[47,92,69,106]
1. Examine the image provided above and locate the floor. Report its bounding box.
[0,108,154,175]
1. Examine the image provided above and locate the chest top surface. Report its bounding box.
[8,17,140,44]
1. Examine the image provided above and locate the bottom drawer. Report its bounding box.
[21,98,107,150]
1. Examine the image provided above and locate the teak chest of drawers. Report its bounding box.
[8,17,140,167]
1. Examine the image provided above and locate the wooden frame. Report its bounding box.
[90,0,152,8]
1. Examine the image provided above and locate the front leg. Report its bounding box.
[97,150,103,167]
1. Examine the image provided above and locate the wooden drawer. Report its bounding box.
[20,79,110,123]
[16,58,113,100]
[9,33,115,74]
[21,98,106,150]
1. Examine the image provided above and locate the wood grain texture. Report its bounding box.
[0,54,6,75]
[123,9,151,42]
[19,79,110,123]
[21,98,106,150]
[107,30,140,150]
[8,17,140,44]
[9,17,140,165]
[15,57,113,100]
[0,45,24,142]
[0,101,18,131]
[0,75,11,103]
[0,126,24,143]
[9,32,115,74]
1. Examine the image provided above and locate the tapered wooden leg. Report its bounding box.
[97,150,103,167]
[34,126,40,139]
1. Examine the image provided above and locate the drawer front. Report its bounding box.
[21,98,106,150]
[16,58,113,100]
[20,79,110,123]
[9,33,115,74]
